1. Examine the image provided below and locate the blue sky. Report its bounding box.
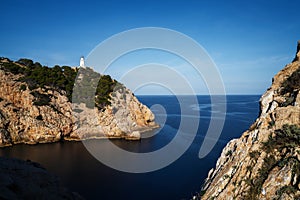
[1,0,300,94]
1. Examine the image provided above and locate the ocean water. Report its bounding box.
[0,95,260,200]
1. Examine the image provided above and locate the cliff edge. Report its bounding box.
[201,42,300,199]
[0,58,157,147]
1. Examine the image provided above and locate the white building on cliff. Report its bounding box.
[80,56,85,68]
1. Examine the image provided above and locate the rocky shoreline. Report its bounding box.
[64,124,160,141]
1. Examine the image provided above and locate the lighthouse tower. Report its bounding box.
[80,56,85,68]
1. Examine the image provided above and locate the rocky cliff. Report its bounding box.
[0,157,83,200]
[0,58,157,147]
[201,42,300,199]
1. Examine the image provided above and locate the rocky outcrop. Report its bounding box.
[70,84,157,140]
[0,58,157,146]
[0,157,83,199]
[200,42,300,199]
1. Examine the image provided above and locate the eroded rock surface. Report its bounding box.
[0,59,158,146]
[201,42,300,199]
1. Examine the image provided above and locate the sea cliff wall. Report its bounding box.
[201,42,300,199]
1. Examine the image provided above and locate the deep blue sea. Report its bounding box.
[0,95,260,200]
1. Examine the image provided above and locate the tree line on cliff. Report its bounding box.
[0,57,117,110]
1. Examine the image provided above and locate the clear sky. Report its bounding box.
[1,0,300,94]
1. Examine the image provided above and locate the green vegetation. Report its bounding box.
[225,150,232,157]
[275,186,297,199]
[246,165,253,172]
[1,61,26,74]
[249,150,260,159]
[274,157,300,200]
[244,149,274,199]
[30,91,51,106]
[268,118,275,129]
[243,124,300,199]
[280,67,300,106]
[1,58,77,100]
[244,155,277,199]
[95,75,118,110]
[17,58,34,67]
[0,58,118,110]
[199,190,206,196]
[36,115,43,120]
[258,155,276,181]
[72,67,119,110]
[19,84,27,91]
[281,67,300,95]
[261,124,300,182]
[281,96,296,107]
[19,64,77,100]
[223,174,230,179]
[263,124,300,152]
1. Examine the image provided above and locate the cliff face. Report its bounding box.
[0,58,157,147]
[201,42,300,199]
[70,83,156,140]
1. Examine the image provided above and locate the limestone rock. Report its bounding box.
[0,59,158,146]
[125,131,141,140]
[201,42,300,199]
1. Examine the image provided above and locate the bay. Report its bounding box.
[0,95,260,200]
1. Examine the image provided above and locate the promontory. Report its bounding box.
[0,57,157,147]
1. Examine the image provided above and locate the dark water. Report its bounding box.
[0,95,260,200]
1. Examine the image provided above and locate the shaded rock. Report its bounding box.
[0,157,84,200]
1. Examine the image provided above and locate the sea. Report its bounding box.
[0,95,260,200]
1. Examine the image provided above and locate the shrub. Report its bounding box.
[245,155,277,199]
[225,150,232,156]
[30,91,51,106]
[36,115,43,120]
[290,157,300,178]
[17,58,34,67]
[223,174,230,179]
[2,62,25,74]
[75,68,118,110]
[249,150,260,159]
[263,124,300,152]
[19,84,27,91]
[268,120,275,128]
[262,135,276,153]
[281,96,295,107]
[18,64,77,101]
[199,190,206,196]
[95,75,117,110]
[275,186,297,199]
[281,67,300,95]
[246,165,253,171]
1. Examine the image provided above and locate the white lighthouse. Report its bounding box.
[80,56,85,68]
